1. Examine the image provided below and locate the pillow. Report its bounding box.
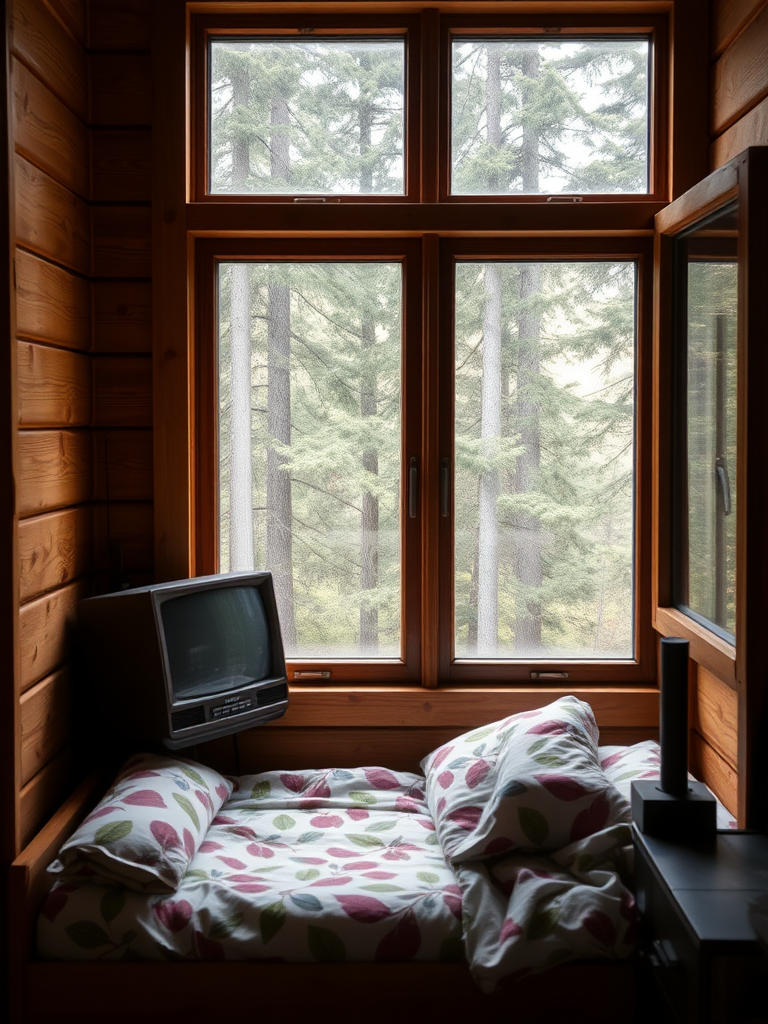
[422,696,629,862]
[599,739,661,802]
[49,753,233,893]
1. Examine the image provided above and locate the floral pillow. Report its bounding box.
[422,696,629,863]
[49,753,233,893]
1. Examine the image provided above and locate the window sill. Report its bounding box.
[654,606,736,687]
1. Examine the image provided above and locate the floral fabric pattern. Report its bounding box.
[49,754,233,893]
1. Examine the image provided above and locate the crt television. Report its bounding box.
[78,572,289,750]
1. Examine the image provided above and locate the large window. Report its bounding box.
[189,6,665,686]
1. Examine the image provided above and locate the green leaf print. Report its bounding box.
[364,820,397,832]
[350,791,377,805]
[179,766,208,789]
[172,792,200,830]
[66,921,112,949]
[308,925,346,962]
[100,887,125,924]
[519,807,549,846]
[260,901,286,944]
[347,834,385,848]
[528,906,560,941]
[94,820,133,845]
[416,871,440,884]
[295,868,321,882]
[273,814,296,830]
[209,913,243,941]
[251,780,271,799]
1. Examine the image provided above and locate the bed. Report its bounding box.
[9,696,728,1024]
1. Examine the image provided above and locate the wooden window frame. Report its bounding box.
[152,1,709,701]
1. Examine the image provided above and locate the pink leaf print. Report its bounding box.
[150,819,182,851]
[212,815,237,826]
[232,883,271,893]
[41,885,76,923]
[436,796,447,815]
[570,793,610,842]
[415,818,435,831]
[342,861,378,870]
[582,910,617,948]
[442,885,462,921]
[228,825,258,840]
[429,745,454,770]
[447,805,482,831]
[305,779,331,799]
[375,907,421,961]
[535,774,591,802]
[466,759,491,790]
[216,783,231,802]
[217,856,247,870]
[123,789,167,808]
[347,808,369,821]
[183,828,196,859]
[123,770,160,780]
[280,773,305,793]
[500,918,524,943]
[310,875,354,887]
[245,843,275,859]
[153,899,193,933]
[526,720,568,735]
[83,805,120,824]
[199,840,223,853]
[361,871,397,880]
[600,752,624,770]
[437,770,454,790]
[483,836,514,856]
[310,814,343,829]
[395,796,419,813]
[193,929,224,960]
[363,768,400,790]
[327,847,360,858]
[336,894,391,923]
[195,789,214,813]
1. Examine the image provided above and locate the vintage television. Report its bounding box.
[78,572,289,750]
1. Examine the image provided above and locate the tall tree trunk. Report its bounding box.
[266,92,296,644]
[477,46,503,653]
[358,56,380,651]
[228,65,254,570]
[513,47,543,652]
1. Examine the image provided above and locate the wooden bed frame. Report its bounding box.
[8,775,637,1024]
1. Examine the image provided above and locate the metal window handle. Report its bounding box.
[716,457,732,515]
[441,458,450,518]
[408,457,418,518]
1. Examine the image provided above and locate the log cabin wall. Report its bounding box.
[3,0,154,864]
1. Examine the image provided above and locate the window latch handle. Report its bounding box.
[408,457,418,519]
[716,457,732,515]
[441,457,450,518]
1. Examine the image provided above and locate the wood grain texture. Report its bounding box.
[93,429,153,501]
[14,154,90,275]
[19,744,75,850]
[91,130,152,203]
[20,668,72,787]
[93,501,154,575]
[17,430,92,516]
[88,0,151,50]
[690,729,738,818]
[18,580,88,694]
[693,665,738,769]
[711,0,768,58]
[92,205,152,279]
[93,281,151,353]
[15,250,90,351]
[18,506,93,603]
[17,341,91,427]
[10,0,87,120]
[711,93,768,168]
[89,54,152,127]
[12,57,89,199]
[45,0,87,46]
[93,356,152,427]
[711,1,768,135]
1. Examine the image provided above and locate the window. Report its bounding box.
[180,4,677,688]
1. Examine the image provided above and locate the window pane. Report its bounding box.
[218,263,402,660]
[454,261,636,659]
[209,39,405,195]
[451,38,649,195]
[675,203,738,641]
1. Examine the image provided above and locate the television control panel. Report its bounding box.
[211,697,254,719]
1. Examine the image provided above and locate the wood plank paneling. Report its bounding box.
[690,730,738,817]
[45,0,87,46]
[711,0,768,58]
[89,54,152,127]
[711,93,768,168]
[88,0,151,50]
[93,430,153,501]
[712,1,768,135]
[92,130,152,203]
[10,0,87,120]
[693,665,738,769]
[19,745,76,850]
[94,501,153,574]
[18,506,93,603]
[17,429,92,516]
[15,154,90,275]
[92,281,151,353]
[15,250,89,350]
[20,668,72,786]
[93,356,152,427]
[12,58,89,199]
[19,580,88,694]
[92,205,152,279]
[17,341,91,427]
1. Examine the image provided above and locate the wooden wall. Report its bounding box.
[5,0,153,858]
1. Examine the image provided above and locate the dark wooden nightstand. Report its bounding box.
[633,828,768,1024]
